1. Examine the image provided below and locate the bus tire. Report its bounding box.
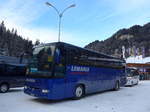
[114,81,120,91]
[74,85,84,100]
[130,81,134,87]
[136,81,139,85]
[0,83,9,93]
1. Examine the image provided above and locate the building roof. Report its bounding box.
[126,55,150,64]
[0,55,27,65]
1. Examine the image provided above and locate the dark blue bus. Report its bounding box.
[24,42,126,100]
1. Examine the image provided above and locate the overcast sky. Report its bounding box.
[0,0,150,47]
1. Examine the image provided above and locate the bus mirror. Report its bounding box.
[55,49,60,64]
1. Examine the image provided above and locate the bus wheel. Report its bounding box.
[0,83,9,93]
[114,81,120,91]
[130,81,134,87]
[74,85,84,99]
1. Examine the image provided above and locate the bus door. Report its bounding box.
[52,47,67,99]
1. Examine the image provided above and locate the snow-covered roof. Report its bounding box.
[126,55,150,64]
[0,55,27,65]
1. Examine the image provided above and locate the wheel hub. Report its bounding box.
[0,85,8,92]
[76,87,83,97]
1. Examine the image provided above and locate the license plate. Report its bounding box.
[30,93,35,97]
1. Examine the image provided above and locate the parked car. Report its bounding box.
[0,63,26,93]
[125,68,139,86]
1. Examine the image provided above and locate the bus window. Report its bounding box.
[133,70,139,76]
[54,48,66,78]
[37,47,52,71]
[28,45,55,76]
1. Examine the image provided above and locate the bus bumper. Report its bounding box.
[24,86,50,99]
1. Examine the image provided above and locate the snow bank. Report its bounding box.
[0,81,150,112]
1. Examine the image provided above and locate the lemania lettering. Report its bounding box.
[71,66,90,72]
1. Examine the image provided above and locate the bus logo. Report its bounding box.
[71,66,90,72]
[26,79,35,83]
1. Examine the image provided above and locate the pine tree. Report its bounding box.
[0,21,36,56]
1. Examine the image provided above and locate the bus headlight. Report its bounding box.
[26,68,29,75]
[42,89,49,93]
[24,86,27,89]
[127,77,132,80]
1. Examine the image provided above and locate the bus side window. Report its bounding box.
[54,48,66,78]
[67,49,77,65]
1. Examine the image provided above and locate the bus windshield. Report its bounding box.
[28,45,55,77]
[126,68,139,77]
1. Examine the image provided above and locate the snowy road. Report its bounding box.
[0,81,150,112]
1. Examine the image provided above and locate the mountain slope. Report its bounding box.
[85,22,150,58]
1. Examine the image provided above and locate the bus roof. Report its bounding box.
[34,42,124,62]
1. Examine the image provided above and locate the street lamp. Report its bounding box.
[46,2,76,42]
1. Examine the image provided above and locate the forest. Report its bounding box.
[0,21,40,57]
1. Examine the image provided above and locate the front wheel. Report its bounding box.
[0,83,9,93]
[74,85,84,99]
[135,80,139,85]
[114,81,120,91]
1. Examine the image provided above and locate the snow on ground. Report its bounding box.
[1,81,150,112]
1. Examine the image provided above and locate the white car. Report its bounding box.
[125,68,139,86]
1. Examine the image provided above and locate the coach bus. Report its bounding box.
[24,42,126,100]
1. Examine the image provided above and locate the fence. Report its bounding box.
[139,73,150,80]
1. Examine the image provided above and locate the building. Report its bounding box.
[126,56,150,80]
